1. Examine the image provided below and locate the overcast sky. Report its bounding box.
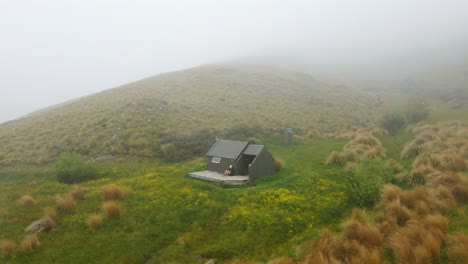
[1,0,467,123]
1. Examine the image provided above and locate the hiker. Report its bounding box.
[224,165,235,176]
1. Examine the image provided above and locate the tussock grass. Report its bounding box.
[21,234,39,252]
[44,207,59,223]
[447,233,468,263]
[18,195,36,208]
[86,213,103,230]
[303,230,341,264]
[1,240,16,257]
[274,159,284,172]
[267,257,294,264]
[102,185,125,201]
[103,201,121,219]
[70,185,87,200]
[342,209,383,249]
[56,196,76,213]
[389,220,443,264]
[327,132,385,166]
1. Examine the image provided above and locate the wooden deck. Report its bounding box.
[187,170,250,185]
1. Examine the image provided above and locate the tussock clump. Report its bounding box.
[21,234,39,252]
[44,207,58,223]
[303,230,341,264]
[86,213,102,230]
[426,172,468,203]
[437,153,466,171]
[342,209,383,249]
[1,240,16,257]
[56,196,76,213]
[389,220,443,264]
[385,159,404,173]
[428,186,456,213]
[103,201,121,219]
[274,159,284,172]
[1,209,9,220]
[327,132,386,167]
[102,185,126,200]
[379,185,403,206]
[447,233,468,263]
[412,153,440,170]
[18,195,36,208]
[267,257,294,264]
[70,185,87,200]
[326,151,345,166]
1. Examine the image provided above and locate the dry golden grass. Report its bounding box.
[447,233,468,264]
[389,220,443,264]
[102,185,125,201]
[56,196,76,213]
[428,186,457,213]
[267,257,295,264]
[303,230,341,264]
[70,185,87,200]
[274,159,284,172]
[342,209,383,249]
[21,234,39,252]
[103,201,121,219]
[18,195,36,208]
[0,64,381,166]
[1,240,16,257]
[44,207,59,223]
[327,132,385,166]
[86,213,103,230]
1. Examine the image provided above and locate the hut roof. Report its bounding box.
[206,139,249,160]
[243,144,264,155]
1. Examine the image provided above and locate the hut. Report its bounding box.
[188,139,275,184]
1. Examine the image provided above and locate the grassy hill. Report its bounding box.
[0,63,380,166]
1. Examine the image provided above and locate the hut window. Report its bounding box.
[211,157,221,163]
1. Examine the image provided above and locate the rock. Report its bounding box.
[25,215,56,233]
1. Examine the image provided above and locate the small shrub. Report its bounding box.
[274,159,284,172]
[103,201,121,219]
[44,207,58,223]
[19,195,36,208]
[381,111,406,135]
[56,196,76,213]
[447,233,468,263]
[404,98,429,124]
[102,185,124,201]
[1,240,16,257]
[21,234,39,252]
[55,152,99,184]
[86,213,102,230]
[70,185,87,200]
[347,159,393,207]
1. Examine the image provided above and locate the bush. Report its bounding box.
[404,98,429,124]
[347,159,393,207]
[381,111,406,135]
[55,153,99,184]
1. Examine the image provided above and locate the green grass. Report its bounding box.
[0,137,354,263]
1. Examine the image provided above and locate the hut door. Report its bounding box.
[239,154,256,175]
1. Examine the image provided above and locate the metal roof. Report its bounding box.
[206,140,249,160]
[243,144,264,155]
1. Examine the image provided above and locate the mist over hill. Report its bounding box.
[0,63,380,166]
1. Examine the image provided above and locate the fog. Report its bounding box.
[1,0,467,123]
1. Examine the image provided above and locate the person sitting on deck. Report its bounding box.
[224,165,235,176]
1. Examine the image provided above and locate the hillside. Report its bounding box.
[0,63,380,166]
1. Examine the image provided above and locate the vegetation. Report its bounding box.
[381,111,406,135]
[0,64,466,263]
[0,64,381,166]
[55,153,99,184]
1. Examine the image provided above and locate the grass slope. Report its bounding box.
[0,136,352,263]
[0,63,379,166]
